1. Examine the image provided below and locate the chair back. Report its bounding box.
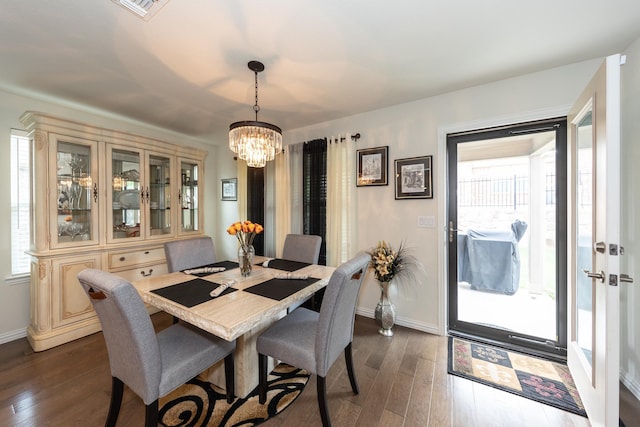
[314,252,370,376]
[282,234,322,264]
[77,269,162,403]
[164,236,216,272]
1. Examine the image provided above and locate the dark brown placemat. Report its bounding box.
[181,260,240,276]
[151,278,237,307]
[262,258,312,272]
[244,277,320,301]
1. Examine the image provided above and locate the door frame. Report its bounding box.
[444,117,568,359]
[436,107,576,337]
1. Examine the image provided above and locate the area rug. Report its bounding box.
[159,363,309,426]
[448,336,586,417]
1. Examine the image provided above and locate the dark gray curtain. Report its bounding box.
[302,138,327,265]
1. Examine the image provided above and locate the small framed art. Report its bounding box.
[356,146,388,186]
[394,156,433,199]
[221,178,237,201]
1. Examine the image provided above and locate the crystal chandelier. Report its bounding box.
[229,61,282,168]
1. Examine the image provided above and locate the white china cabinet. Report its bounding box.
[21,112,206,351]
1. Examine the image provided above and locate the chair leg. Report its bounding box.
[316,375,331,427]
[344,342,359,395]
[172,315,179,324]
[105,377,124,427]
[145,400,159,427]
[258,353,268,404]
[224,353,235,403]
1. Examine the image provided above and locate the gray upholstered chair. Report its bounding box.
[282,233,322,264]
[256,252,369,427]
[77,269,235,427]
[164,236,216,273]
[282,234,322,311]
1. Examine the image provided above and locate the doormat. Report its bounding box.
[159,363,309,426]
[448,336,586,417]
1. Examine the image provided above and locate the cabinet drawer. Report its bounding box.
[113,263,168,282]
[109,247,165,269]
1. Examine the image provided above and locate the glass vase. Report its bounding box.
[238,245,255,277]
[377,281,396,336]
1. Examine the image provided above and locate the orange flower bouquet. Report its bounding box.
[227,220,264,276]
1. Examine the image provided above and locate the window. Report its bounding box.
[11,130,30,275]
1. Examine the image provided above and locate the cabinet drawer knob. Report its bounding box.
[140,269,153,277]
[144,251,150,255]
[119,256,126,262]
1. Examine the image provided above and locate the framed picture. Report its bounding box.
[356,146,388,186]
[221,178,237,201]
[394,156,433,199]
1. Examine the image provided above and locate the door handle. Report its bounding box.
[620,274,634,284]
[583,269,605,283]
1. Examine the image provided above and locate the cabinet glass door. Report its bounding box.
[147,153,172,238]
[110,148,142,241]
[179,160,201,234]
[54,138,98,247]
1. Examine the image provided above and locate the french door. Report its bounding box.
[447,117,568,358]
[567,54,625,427]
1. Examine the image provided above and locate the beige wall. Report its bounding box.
[283,58,601,335]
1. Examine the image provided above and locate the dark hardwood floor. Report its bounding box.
[1,312,637,426]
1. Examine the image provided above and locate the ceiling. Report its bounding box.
[1,0,639,146]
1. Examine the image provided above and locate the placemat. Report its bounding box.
[182,260,239,276]
[244,277,320,301]
[262,258,312,272]
[151,278,237,307]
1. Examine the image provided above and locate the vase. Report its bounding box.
[238,245,255,277]
[376,281,396,336]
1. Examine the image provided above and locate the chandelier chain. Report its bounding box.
[253,70,260,119]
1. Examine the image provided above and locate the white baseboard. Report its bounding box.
[355,307,442,336]
[0,327,28,345]
[621,370,640,400]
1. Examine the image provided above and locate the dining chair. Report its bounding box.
[77,269,235,427]
[282,233,322,264]
[256,252,370,427]
[164,236,216,273]
[282,234,322,311]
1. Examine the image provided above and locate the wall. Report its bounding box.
[0,88,221,342]
[284,58,601,335]
[621,37,640,397]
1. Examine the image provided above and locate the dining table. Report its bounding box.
[131,256,336,397]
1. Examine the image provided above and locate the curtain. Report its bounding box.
[326,134,358,266]
[237,159,247,221]
[303,139,327,265]
[275,143,304,257]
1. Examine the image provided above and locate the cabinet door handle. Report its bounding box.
[146,187,150,203]
[93,183,98,203]
[140,190,145,204]
[140,269,153,277]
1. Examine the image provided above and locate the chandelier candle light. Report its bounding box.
[369,240,421,336]
[227,220,264,277]
[229,60,282,168]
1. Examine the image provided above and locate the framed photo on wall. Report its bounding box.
[394,156,433,199]
[356,146,388,186]
[221,178,237,201]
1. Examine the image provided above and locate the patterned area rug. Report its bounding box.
[159,363,309,426]
[448,336,586,417]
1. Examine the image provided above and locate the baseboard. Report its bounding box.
[621,370,640,400]
[0,327,28,345]
[355,307,441,336]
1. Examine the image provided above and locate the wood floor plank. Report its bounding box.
[5,314,636,427]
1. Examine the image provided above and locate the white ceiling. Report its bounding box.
[1,0,639,145]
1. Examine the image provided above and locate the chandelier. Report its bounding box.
[229,60,282,168]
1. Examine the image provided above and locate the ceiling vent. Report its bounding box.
[111,0,169,21]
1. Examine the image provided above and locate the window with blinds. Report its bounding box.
[11,130,30,275]
[302,139,327,265]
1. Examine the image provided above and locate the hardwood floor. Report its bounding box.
[0,312,635,426]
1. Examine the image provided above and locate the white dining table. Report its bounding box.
[131,257,335,397]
